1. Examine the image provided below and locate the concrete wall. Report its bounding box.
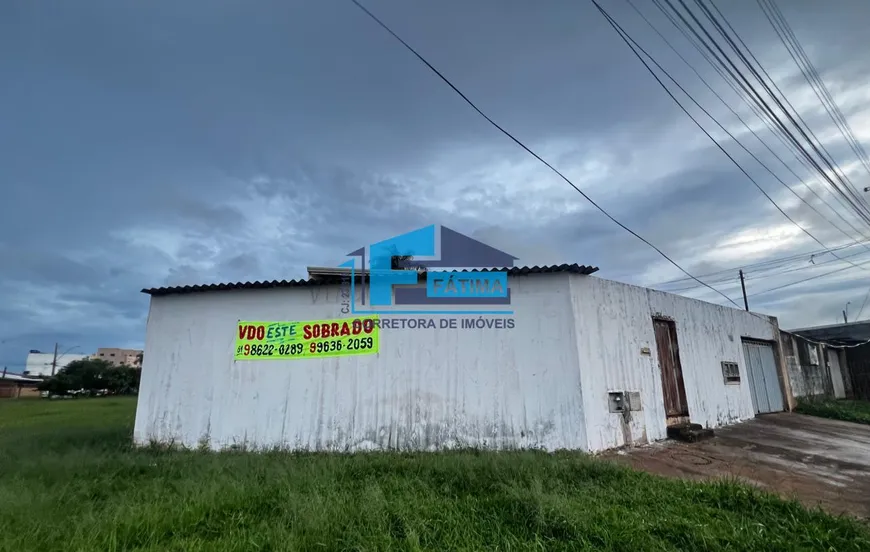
[569,276,777,452]
[135,273,782,453]
[781,332,830,398]
[134,273,588,452]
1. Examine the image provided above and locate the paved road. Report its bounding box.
[604,413,870,519]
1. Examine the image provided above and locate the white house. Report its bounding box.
[133,265,790,453]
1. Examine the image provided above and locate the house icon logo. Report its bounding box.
[340,224,518,315]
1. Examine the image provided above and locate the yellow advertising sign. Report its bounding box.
[234,316,379,361]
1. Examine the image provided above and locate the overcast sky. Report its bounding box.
[2,0,870,369]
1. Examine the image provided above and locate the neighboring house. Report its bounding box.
[789,321,870,401]
[133,264,795,453]
[0,371,42,399]
[94,348,143,368]
[24,351,89,377]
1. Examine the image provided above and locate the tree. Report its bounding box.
[62,358,110,391]
[104,365,141,395]
[37,371,75,396]
[36,358,141,397]
[387,244,426,272]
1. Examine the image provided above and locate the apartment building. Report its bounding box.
[95,348,143,368]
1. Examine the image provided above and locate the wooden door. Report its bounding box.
[653,318,689,418]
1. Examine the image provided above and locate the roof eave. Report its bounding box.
[141,263,600,297]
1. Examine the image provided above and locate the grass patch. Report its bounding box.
[795,398,870,425]
[1,398,868,551]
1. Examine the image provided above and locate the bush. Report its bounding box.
[795,398,870,425]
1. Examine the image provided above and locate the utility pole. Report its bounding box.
[51,342,58,377]
[739,269,749,311]
[844,310,849,324]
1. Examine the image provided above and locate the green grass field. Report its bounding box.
[795,398,870,425]
[1,398,868,551]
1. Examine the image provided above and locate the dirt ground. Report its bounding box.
[603,413,870,519]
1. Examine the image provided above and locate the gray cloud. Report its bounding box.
[2,0,870,367]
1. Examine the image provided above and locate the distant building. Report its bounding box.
[24,351,89,377]
[94,348,143,368]
[0,370,42,399]
[788,321,868,400]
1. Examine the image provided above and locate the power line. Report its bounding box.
[661,0,870,255]
[652,0,870,236]
[653,239,870,286]
[625,0,870,245]
[658,0,870,229]
[854,287,870,321]
[786,330,870,350]
[759,0,870,180]
[759,2,870,334]
[349,0,743,308]
[748,247,870,279]
[747,256,870,298]
[591,0,870,275]
[659,243,870,292]
[689,0,870,219]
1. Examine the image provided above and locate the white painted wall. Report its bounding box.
[134,274,588,452]
[570,275,777,451]
[135,273,782,453]
[24,352,89,376]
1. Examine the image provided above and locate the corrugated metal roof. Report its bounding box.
[141,263,599,297]
[789,320,870,346]
[0,372,42,383]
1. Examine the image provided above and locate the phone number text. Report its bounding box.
[237,337,375,357]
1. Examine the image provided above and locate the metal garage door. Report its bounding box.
[742,340,784,414]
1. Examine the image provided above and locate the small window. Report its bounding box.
[721,361,740,384]
[110,353,115,357]
[99,353,104,356]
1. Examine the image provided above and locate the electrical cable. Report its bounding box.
[759,0,870,180]
[659,243,870,292]
[746,256,870,298]
[349,0,745,308]
[748,247,870,279]
[755,0,870,324]
[594,1,870,318]
[652,0,870,235]
[724,0,870,216]
[854,287,870,321]
[590,0,870,275]
[659,0,870,228]
[351,0,866,325]
[651,240,868,286]
[785,330,870,349]
[626,0,870,245]
[691,0,870,216]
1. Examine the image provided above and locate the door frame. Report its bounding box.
[653,317,690,425]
